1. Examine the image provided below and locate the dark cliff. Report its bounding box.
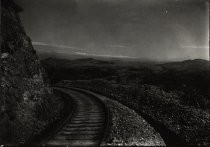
[0,0,59,144]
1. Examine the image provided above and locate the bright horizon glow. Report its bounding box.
[33,42,209,61]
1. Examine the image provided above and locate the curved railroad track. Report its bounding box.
[44,87,108,146]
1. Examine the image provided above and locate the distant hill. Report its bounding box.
[42,57,209,100]
[42,57,114,68]
[41,57,209,72]
[41,58,119,83]
[158,59,209,72]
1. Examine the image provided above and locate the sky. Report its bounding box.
[16,0,209,61]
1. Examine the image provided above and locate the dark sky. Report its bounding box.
[16,0,209,61]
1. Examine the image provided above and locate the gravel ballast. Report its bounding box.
[101,99,165,146]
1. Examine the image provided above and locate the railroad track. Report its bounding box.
[44,87,108,146]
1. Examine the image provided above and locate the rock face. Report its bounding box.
[0,0,57,144]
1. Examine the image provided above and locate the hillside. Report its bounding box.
[0,0,61,144]
[158,59,209,72]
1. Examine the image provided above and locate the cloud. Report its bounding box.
[182,45,209,49]
[105,44,127,48]
[32,42,82,50]
[75,52,138,59]
[33,41,138,58]
[32,42,49,46]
